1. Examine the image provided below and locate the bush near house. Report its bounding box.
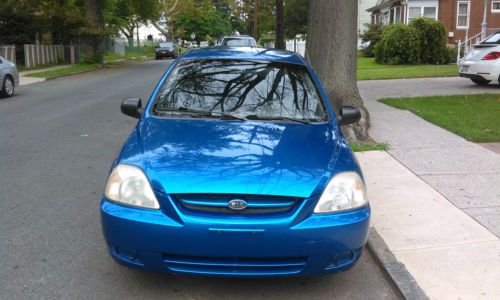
[374,24,421,64]
[410,18,448,64]
[360,23,383,57]
[374,18,452,65]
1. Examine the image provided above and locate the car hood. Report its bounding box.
[118,118,357,198]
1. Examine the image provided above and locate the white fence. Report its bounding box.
[24,44,64,68]
[0,45,16,64]
[286,39,306,56]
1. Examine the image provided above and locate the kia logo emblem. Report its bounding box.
[228,199,248,210]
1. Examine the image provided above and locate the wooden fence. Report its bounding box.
[0,45,16,64]
[24,44,65,68]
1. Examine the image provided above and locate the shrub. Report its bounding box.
[360,23,383,57]
[410,18,448,64]
[374,24,421,65]
[445,46,458,64]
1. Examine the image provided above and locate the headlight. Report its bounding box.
[104,164,160,209]
[314,172,368,213]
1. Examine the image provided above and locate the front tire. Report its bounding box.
[1,76,15,97]
[471,78,490,86]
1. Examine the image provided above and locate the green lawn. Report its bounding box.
[357,57,458,80]
[380,94,500,143]
[351,143,388,152]
[26,64,101,78]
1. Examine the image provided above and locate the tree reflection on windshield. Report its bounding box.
[153,60,328,122]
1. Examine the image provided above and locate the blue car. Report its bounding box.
[101,47,370,277]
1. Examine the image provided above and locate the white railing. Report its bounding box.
[457,29,499,64]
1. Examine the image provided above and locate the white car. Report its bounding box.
[0,55,19,97]
[459,32,500,86]
[221,35,257,47]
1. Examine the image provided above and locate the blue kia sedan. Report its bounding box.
[101,47,370,277]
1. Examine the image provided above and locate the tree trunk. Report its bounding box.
[82,0,104,65]
[306,0,370,142]
[253,0,259,40]
[152,22,169,40]
[275,0,285,49]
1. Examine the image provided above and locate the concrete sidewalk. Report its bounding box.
[357,77,500,299]
[357,151,500,299]
[19,65,70,86]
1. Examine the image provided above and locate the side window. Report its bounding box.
[457,1,470,29]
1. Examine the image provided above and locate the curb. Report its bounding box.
[366,227,429,300]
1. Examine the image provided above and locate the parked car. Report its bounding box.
[199,41,209,48]
[221,35,257,47]
[0,55,19,97]
[101,47,369,277]
[155,42,177,59]
[357,39,370,51]
[459,32,500,86]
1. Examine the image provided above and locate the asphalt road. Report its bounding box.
[0,60,400,299]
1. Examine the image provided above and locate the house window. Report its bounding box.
[492,1,500,13]
[423,7,437,19]
[457,1,470,29]
[382,12,390,25]
[407,6,438,23]
[394,7,401,23]
[408,7,421,22]
[390,7,401,23]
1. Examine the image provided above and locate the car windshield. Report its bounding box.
[482,33,500,44]
[152,60,328,122]
[159,42,174,48]
[223,38,256,47]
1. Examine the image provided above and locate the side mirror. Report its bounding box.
[121,97,142,119]
[339,105,361,125]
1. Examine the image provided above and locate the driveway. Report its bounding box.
[0,60,400,299]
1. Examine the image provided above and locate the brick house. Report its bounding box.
[368,0,500,43]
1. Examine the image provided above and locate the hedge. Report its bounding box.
[374,23,421,65]
[374,18,452,65]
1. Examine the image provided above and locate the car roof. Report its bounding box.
[180,47,305,65]
[223,35,254,39]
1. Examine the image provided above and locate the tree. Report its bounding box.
[152,0,180,40]
[306,0,370,142]
[275,0,284,49]
[172,0,232,44]
[284,0,309,39]
[112,0,161,47]
[82,0,105,64]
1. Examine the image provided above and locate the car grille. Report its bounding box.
[163,254,307,276]
[172,194,301,214]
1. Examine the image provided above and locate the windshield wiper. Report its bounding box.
[154,106,247,121]
[245,115,312,124]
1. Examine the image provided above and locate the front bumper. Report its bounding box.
[459,60,500,82]
[156,51,176,58]
[100,195,370,277]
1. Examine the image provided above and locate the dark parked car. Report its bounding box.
[155,42,177,59]
[221,35,257,47]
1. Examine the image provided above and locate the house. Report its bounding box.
[368,0,500,43]
[358,0,380,35]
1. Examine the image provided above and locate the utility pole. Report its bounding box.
[275,0,284,49]
[482,0,489,40]
[253,0,259,40]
